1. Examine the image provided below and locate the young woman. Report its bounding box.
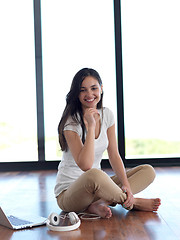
[55,68,161,218]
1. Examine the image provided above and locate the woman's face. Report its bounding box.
[79,76,103,111]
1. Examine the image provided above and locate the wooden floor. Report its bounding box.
[0,167,180,240]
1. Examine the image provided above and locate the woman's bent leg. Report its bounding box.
[111,164,160,211]
[126,164,156,194]
[111,164,156,194]
[57,168,127,213]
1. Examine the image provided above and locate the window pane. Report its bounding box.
[121,0,180,158]
[41,0,116,160]
[0,1,38,162]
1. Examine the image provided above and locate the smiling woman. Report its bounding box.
[79,77,103,110]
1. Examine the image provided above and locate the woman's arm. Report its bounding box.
[107,124,134,208]
[64,108,98,171]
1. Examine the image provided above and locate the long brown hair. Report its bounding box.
[58,68,103,151]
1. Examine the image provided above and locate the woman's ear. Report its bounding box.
[100,85,103,94]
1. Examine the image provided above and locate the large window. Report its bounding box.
[41,0,117,161]
[121,0,180,159]
[0,1,38,162]
[1,0,180,169]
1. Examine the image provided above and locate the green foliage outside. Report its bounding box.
[1,120,180,160]
[125,138,180,157]
[0,122,32,149]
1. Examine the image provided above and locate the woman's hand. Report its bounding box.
[121,186,134,209]
[83,108,100,129]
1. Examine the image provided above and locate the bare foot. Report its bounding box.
[133,198,161,212]
[87,199,112,219]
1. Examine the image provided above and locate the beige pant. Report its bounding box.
[57,164,156,212]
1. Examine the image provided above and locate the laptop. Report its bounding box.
[0,207,47,230]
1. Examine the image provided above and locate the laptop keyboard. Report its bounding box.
[8,215,33,226]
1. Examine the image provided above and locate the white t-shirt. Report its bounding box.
[54,107,115,197]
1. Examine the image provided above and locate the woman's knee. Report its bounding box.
[143,164,156,183]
